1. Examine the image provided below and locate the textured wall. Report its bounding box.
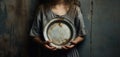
[92,0,120,57]
[0,0,29,57]
[0,0,120,57]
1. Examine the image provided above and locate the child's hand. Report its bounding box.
[62,41,77,50]
[62,36,84,50]
[44,41,57,51]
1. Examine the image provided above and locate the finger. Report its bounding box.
[62,46,68,50]
[45,44,52,49]
[45,44,55,49]
[52,47,57,51]
[65,45,75,49]
[50,47,57,51]
[51,46,57,50]
[44,41,50,44]
[45,44,57,51]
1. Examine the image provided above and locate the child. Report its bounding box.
[30,0,86,57]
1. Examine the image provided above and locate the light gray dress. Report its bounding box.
[30,5,86,57]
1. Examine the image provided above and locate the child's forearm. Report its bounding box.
[73,36,84,44]
[33,36,43,44]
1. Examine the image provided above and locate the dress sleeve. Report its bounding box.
[30,9,42,37]
[75,6,86,37]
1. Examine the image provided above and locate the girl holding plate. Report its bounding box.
[30,0,86,57]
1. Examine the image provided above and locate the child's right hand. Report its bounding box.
[44,41,57,51]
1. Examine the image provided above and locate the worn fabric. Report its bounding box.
[30,5,86,57]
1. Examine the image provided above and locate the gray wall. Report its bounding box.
[0,0,120,57]
[92,0,120,57]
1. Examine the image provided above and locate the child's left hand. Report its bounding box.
[62,36,84,50]
[62,41,77,50]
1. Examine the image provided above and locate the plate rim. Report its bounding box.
[43,17,76,49]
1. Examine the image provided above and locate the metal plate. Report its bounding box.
[43,17,76,49]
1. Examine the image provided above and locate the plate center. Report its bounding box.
[48,23,71,45]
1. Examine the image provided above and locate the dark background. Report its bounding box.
[0,0,120,57]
